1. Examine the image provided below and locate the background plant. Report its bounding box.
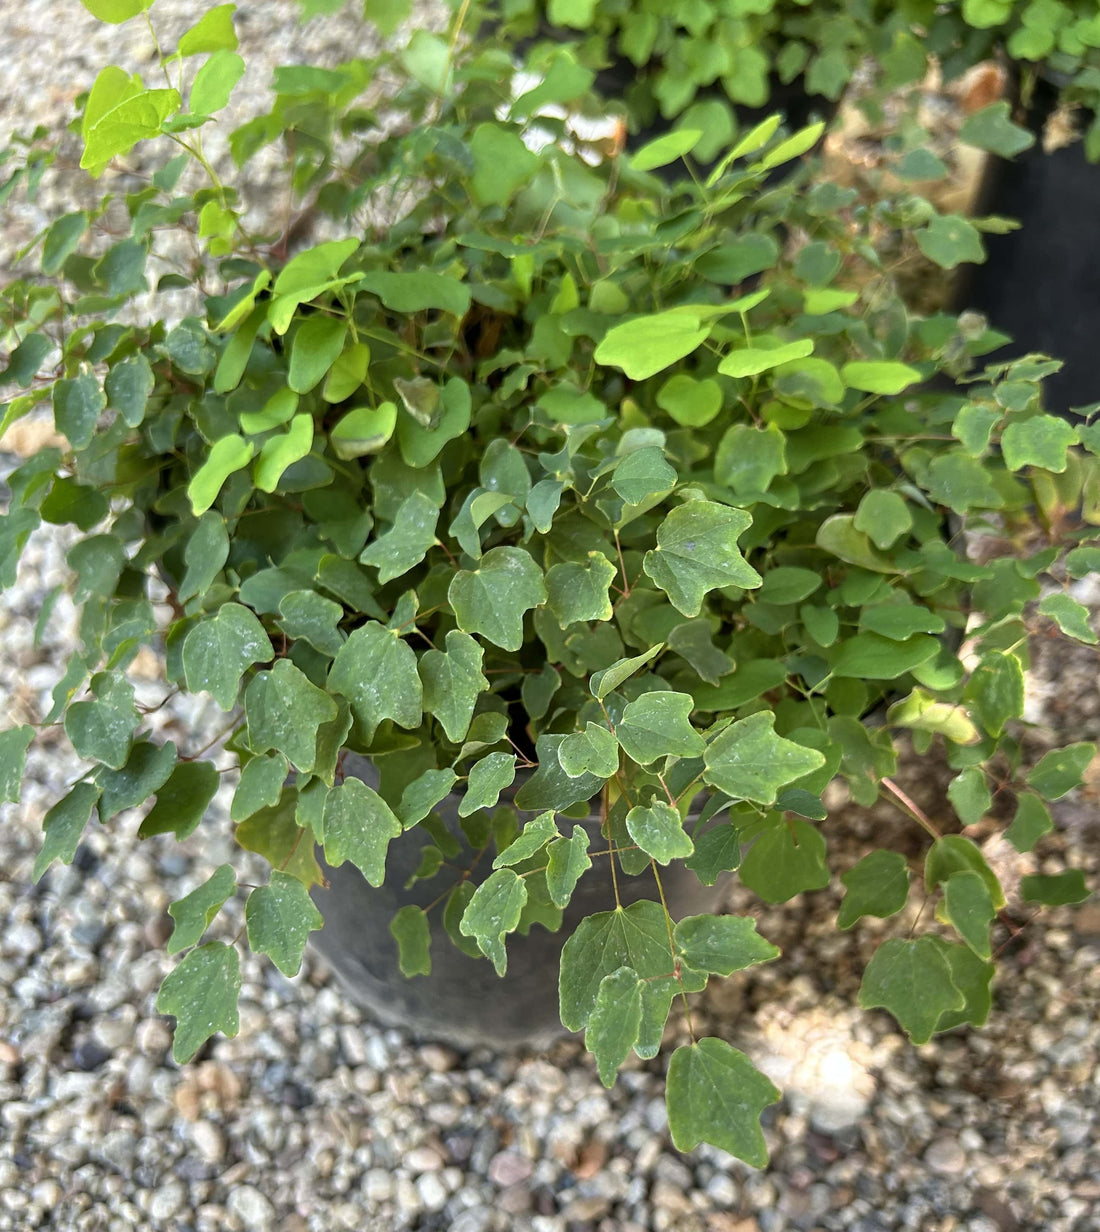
[1,0,1097,1165]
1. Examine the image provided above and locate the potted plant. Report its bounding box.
[1,0,1096,1167]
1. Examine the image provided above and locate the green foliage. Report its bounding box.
[2,0,1096,1169]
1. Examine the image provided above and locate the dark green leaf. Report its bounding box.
[53,375,105,450]
[0,726,34,803]
[685,823,741,885]
[182,603,273,710]
[419,629,488,743]
[245,871,324,976]
[626,801,693,864]
[666,1039,780,1167]
[167,864,236,954]
[545,553,616,626]
[329,621,422,739]
[322,777,402,887]
[943,870,994,959]
[1004,791,1053,853]
[859,936,965,1044]
[459,867,527,975]
[643,501,761,616]
[156,943,241,1063]
[703,712,826,805]
[838,850,909,929]
[359,490,439,584]
[140,759,220,838]
[390,904,432,976]
[178,511,230,603]
[739,819,829,903]
[673,914,778,975]
[546,824,592,907]
[586,966,643,1087]
[1026,742,1096,800]
[493,810,559,868]
[616,691,704,765]
[245,659,338,772]
[1020,870,1089,906]
[448,547,546,651]
[32,782,100,882]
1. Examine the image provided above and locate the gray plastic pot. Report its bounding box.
[308,753,723,1051]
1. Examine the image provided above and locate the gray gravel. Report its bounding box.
[3,3,1100,1230]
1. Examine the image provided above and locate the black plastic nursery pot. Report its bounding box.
[956,75,1100,418]
[308,754,724,1051]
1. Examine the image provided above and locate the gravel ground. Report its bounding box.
[2,3,1100,1231]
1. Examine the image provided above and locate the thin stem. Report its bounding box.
[883,776,941,840]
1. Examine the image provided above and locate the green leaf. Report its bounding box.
[952,401,1002,455]
[64,672,137,770]
[448,547,547,651]
[859,937,965,1044]
[286,315,347,396]
[323,341,370,402]
[832,632,939,679]
[255,414,314,493]
[419,629,487,744]
[853,490,913,549]
[359,490,439,584]
[545,553,616,627]
[514,734,605,811]
[190,49,245,115]
[945,766,990,827]
[322,777,402,886]
[559,900,679,1031]
[397,768,457,828]
[860,602,945,640]
[96,739,177,822]
[595,312,711,381]
[1039,593,1098,644]
[41,212,89,275]
[932,938,994,1032]
[631,128,701,171]
[105,354,154,426]
[156,943,241,1063]
[277,590,345,657]
[329,621,422,739]
[586,967,644,1087]
[546,825,592,907]
[467,123,540,207]
[237,795,321,887]
[739,819,830,903]
[188,434,255,515]
[964,651,1024,737]
[924,834,1005,908]
[53,375,105,451]
[815,514,896,573]
[559,723,619,779]
[643,501,761,617]
[178,511,230,603]
[755,567,822,605]
[459,867,527,974]
[703,712,826,805]
[759,120,825,169]
[330,402,397,459]
[245,871,324,977]
[80,0,154,22]
[1020,870,1090,906]
[167,864,236,954]
[140,760,220,838]
[714,423,787,497]
[1002,415,1078,473]
[840,361,922,395]
[178,4,239,54]
[958,101,1035,158]
[838,850,910,929]
[610,446,677,507]
[1004,791,1053,853]
[719,338,814,378]
[616,691,704,766]
[0,726,34,803]
[666,1039,780,1167]
[32,782,100,882]
[390,904,432,976]
[625,801,693,865]
[245,659,337,773]
[685,823,741,885]
[81,77,182,174]
[493,810,559,868]
[673,914,778,975]
[1026,742,1096,800]
[656,374,722,426]
[589,645,662,701]
[361,270,470,317]
[942,870,994,959]
[916,213,985,269]
[182,603,273,710]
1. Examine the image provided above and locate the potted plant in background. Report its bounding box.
[1,0,1096,1167]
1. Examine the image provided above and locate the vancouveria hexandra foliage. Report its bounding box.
[0,0,1097,1164]
[462,0,1100,158]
